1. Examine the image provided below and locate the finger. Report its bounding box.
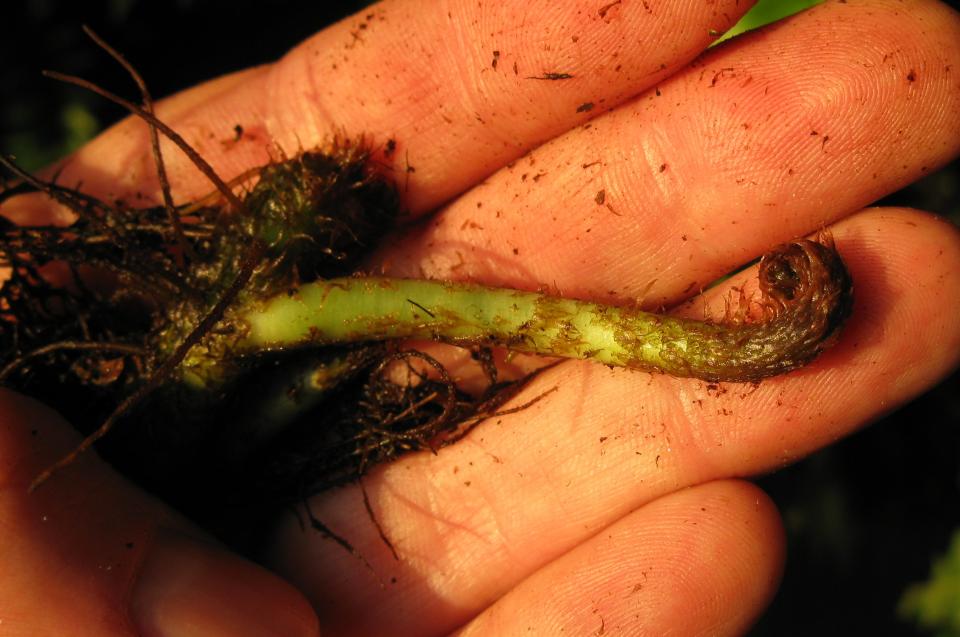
[6,0,755,217]
[455,480,784,637]
[0,389,318,637]
[376,0,960,304]
[266,207,960,634]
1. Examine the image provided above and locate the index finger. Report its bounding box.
[6,0,755,218]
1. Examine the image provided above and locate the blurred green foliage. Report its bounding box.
[3,100,99,170]
[901,531,960,637]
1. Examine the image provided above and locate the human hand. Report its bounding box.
[2,1,960,635]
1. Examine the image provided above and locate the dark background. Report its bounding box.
[1,1,958,635]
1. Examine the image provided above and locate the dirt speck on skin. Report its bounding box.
[526,72,574,80]
[598,0,622,20]
[709,67,736,87]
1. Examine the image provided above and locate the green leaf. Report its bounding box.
[714,0,824,45]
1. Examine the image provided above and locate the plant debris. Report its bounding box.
[0,33,537,547]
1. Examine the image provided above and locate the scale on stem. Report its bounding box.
[0,30,853,533]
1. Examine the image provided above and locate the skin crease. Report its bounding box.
[0,1,959,636]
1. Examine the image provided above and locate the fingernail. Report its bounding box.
[132,530,319,637]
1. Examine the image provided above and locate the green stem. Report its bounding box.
[232,239,852,383]
[220,346,383,463]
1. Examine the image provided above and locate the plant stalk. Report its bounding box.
[230,238,852,383]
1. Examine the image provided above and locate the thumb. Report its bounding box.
[0,388,319,637]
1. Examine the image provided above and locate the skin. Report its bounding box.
[1,0,960,635]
